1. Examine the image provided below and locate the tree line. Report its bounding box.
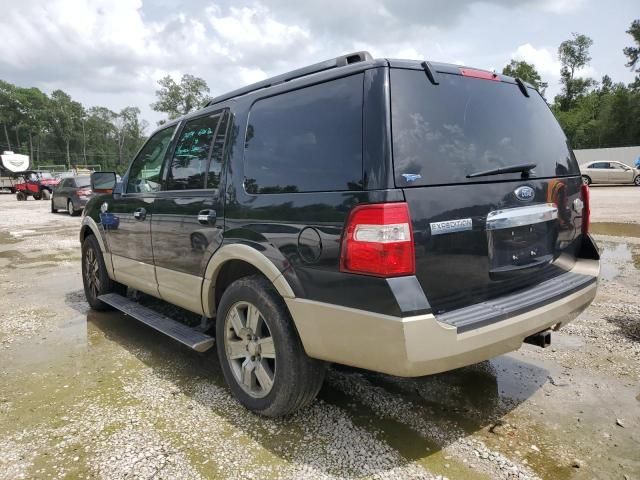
[0,82,148,172]
[502,19,640,149]
[1,19,639,173]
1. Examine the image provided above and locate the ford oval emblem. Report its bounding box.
[514,185,535,202]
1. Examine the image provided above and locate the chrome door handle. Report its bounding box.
[197,209,216,225]
[133,208,147,221]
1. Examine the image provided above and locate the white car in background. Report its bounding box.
[580,161,640,186]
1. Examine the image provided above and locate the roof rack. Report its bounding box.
[205,51,372,107]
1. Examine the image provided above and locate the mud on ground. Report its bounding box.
[0,191,638,480]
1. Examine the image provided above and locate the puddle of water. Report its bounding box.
[591,222,640,238]
[599,242,634,281]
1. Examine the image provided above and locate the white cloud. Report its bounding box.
[538,0,586,13]
[512,43,562,78]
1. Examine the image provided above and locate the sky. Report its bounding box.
[0,0,637,128]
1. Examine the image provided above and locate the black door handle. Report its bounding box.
[133,207,147,221]
[197,209,216,225]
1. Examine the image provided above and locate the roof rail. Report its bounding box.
[205,51,372,107]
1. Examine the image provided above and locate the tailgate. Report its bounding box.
[390,65,586,314]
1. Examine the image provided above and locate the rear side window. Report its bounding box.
[590,162,609,169]
[166,113,221,190]
[244,74,364,194]
[391,69,580,187]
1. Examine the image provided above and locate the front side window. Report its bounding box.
[126,126,175,193]
[244,74,364,194]
[166,114,221,190]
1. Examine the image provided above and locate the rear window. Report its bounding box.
[244,74,363,194]
[391,69,579,187]
[74,177,90,188]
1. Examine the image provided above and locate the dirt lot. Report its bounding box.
[0,187,638,480]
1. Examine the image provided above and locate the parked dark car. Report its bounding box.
[52,175,93,215]
[79,52,600,417]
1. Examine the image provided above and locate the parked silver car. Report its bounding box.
[580,161,640,186]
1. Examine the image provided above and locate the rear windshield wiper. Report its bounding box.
[466,163,537,179]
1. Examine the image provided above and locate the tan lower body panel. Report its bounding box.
[156,266,205,316]
[285,280,597,378]
[111,254,160,298]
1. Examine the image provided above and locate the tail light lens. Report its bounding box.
[340,202,415,277]
[77,188,92,197]
[580,184,590,235]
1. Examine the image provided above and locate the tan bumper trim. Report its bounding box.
[285,267,597,377]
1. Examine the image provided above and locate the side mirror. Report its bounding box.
[91,171,117,194]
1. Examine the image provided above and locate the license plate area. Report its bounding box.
[486,204,558,276]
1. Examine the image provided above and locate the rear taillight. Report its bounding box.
[77,188,92,197]
[580,184,590,235]
[340,202,415,277]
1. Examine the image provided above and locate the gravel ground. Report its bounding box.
[0,188,639,480]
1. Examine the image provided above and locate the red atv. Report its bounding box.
[15,171,60,201]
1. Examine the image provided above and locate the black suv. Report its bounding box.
[80,52,600,416]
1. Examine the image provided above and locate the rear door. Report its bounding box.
[54,179,69,209]
[609,162,634,184]
[151,111,229,314]
[107,124,176,296]
[589,162,610,183]
[390,67,585,314]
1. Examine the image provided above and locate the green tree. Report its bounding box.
[502,60,543,90]
[151,74,211,122]
[623,19,640,89]
[555,33,595,111]
[48,90,84,168]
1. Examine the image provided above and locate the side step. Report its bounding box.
[98,293,215,352]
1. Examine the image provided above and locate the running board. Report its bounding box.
[98,293,215,352]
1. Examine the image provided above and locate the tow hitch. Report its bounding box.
[524,329,551,348]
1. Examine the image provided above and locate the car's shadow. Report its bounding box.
[80,296,549,476]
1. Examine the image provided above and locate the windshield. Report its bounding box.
[391,69,580,187]
[39,172,53,179]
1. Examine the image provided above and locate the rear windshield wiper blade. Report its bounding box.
[466,163,537,179]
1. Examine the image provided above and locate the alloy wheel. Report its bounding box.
[224,301,276,398]
[68,201,74,215]
[83,247,101,300]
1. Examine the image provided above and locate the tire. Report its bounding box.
[216,274,325,417]
[16,191,26,201]
[81,234,125,310]
[51,198,57,213]
[41,189,51,200]
[634,176,640,186]
[582,175,591,186]
[68,199,79,216]
[33,191,42,200]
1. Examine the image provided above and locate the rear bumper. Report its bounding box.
[286,255,599,377]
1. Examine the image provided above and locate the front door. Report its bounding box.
[151,111,229,314]
[106,124,177,296]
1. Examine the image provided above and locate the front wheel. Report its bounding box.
[582,175,592,186]
[81,235,125,310]
[634,175,640,186]
[216,275,325,416]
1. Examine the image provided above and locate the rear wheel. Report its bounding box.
[68,199,79,216]
[216,275,325,416]
[582,175,591,186]
[16,191,26,201]
[33,191,42,200]
[51,199,56,213]
[81,234,125,310]
[634,175,640,186]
